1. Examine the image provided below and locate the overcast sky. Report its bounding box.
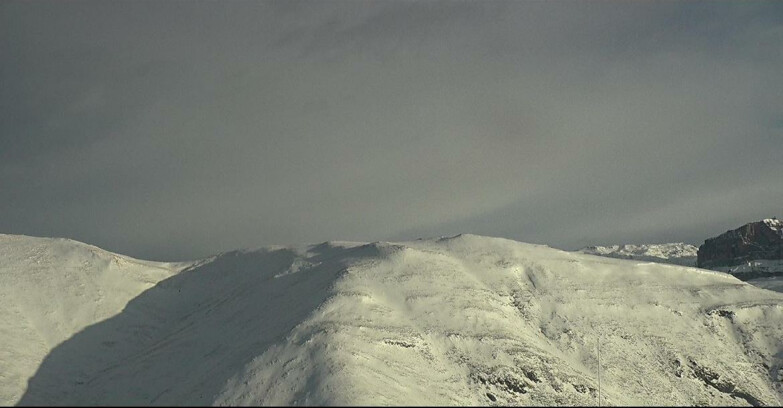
[2,1,782,261]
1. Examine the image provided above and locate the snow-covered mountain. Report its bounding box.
[578,243,698,266]
[0,234,193,405]
[764,218,783,234]
[3,233,783,406]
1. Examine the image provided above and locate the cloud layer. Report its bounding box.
[2,1,782,260]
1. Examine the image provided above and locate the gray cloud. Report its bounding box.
[1,0,782,260]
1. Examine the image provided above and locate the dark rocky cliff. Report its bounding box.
[697,219,783,272]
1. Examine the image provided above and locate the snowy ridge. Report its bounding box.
[0,234,194,405]
[3,234,783,406]
[764,218,783,233]
[578,243,698,266]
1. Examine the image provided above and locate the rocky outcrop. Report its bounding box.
[697,219,783,274]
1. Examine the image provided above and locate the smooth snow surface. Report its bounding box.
[578,243,698,266]
[3,234,783,406]
[0,234,191,406]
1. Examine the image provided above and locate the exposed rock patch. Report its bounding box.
[698,219,783,275]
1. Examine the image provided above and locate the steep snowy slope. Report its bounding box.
[579,243,698,266]
[0,234,192,406]
[5,234,783,406]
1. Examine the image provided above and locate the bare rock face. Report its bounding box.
[697,219,783,272]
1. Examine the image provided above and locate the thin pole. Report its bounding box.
[598,335,601,407]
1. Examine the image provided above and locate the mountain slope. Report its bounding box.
[0,234,191,406]
[4,234,783,406]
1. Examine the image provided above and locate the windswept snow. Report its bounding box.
[746,276,783,293]
[578,242,783,295]
[711,260,783,275]
[578,243,698,266]
[3,234,783,406]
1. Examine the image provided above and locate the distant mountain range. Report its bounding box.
[578,243,698,266]
[579,218,783,293]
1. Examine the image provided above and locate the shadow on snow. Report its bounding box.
[18,242,381,406]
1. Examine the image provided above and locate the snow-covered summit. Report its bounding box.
[578,242,698,266]
[3,233,783,406]
[764,218,783,233]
